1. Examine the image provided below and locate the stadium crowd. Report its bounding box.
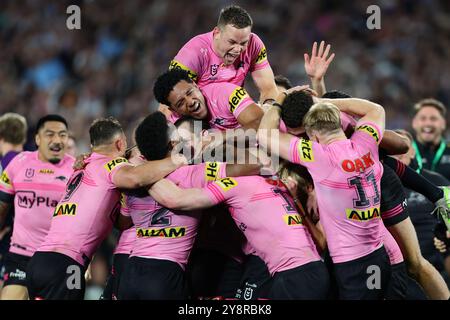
[0,0,449,300]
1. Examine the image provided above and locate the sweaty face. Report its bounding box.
[213,25,251,66]
[167,81,208,120]
[412,106,446,145]
[36,121,68,164]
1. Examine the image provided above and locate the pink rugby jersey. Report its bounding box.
[38,153,130,267]
[170,31,270,88]
[169,82,256,130]
[0,151,74,257]
[125,162,227,269]
[288,122,385,263]
[113,226,135,256]
[203,175,321,275]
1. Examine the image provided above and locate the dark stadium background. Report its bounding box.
[0,0,449,298]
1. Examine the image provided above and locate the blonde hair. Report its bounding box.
[303,102,341,135]
[278,161,312,209]
[0,113,27,145]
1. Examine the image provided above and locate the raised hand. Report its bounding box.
[304,41,335,81]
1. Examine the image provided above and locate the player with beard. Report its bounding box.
[0,115,74,300]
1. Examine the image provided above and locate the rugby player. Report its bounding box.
[0,115,74,300]
[160,5,278,120]
[26,117,187,300]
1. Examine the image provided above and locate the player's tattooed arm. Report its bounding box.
[320,98,386,132]
[252,67,279,104]
[113,154,188,189]
[304,41,335,97]
[148,179,214,211]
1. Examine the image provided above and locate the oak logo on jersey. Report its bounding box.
[136,227,186,238]
[255,47,267,64]
[216,177,238,191]
[0,171,11,186]
[283,214,303,226]
[53,203,77,217]
[169,60,198,82]
[229,87,248,113]
[356,125,380,143]
[346,207,380,221]
[104,157,128,172]
[298,139,314,162]
[205,162,220,181]
[342,152,374,173]
[39,169,54,174]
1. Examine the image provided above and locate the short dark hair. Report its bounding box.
[0,113,27,145]
[281,91,314,128]
[413,98,446,117]
[174,116,209,132]
[154,69,193,107]
[135,112,171,161]
[274,75,292,90]
[322,90,352,99]
[217,5,253,29]
[35,114,68,135]
[89,117,123,147]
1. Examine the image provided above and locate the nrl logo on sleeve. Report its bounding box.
[205,162,220,181]
[210,64,219,76]
[104,157,128,172]
[228,87,248,113]
[169,60,198,82]
[298,139,314,162]
[255,47,267,64]
[356,125,380,143]
[53,203,77,217]
[0,171,11,185]
[216,177,238,191]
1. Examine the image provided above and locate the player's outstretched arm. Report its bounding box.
[252,67,279,104]
[321,98,385,132]
[236,103,265,130]
[113,154,187,189]
[148,179,214,211]
[304,41,335,97]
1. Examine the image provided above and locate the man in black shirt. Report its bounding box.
[412,98,450,180]
[394,129,450,297]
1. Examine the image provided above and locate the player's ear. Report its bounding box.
[35,134,40,147]
[212,26,221,39]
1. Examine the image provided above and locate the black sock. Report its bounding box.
[383,156,443,203]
